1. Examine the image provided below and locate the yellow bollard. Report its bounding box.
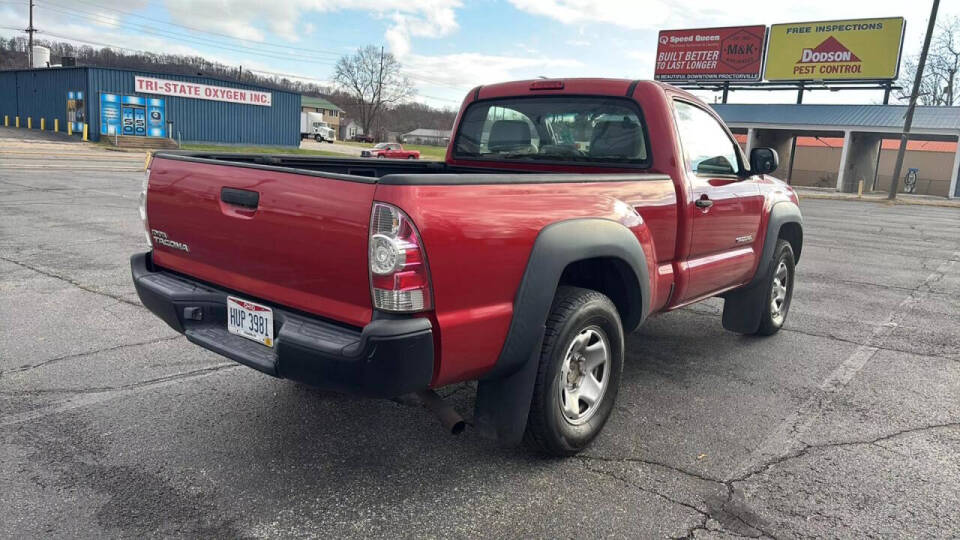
[27,117,32,129]
[40,118,45,130]
[68,122,73,136]
[144,151,153,171]
[15,116,20,128]
[3,115,7,127]
[82,123,88,141]
[54,118,59,132]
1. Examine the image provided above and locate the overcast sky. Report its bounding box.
[0,0,955,108]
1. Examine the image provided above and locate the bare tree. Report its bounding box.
[333,46,415,135]
[898,16,960,105]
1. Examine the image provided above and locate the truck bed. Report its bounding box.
[155,151,670,184]
[145,151,678,384]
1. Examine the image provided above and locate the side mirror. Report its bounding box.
[750,147,779,175]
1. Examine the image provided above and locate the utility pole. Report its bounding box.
[889,0,940,200]
[26,0,36,68]
[238,65,242,81]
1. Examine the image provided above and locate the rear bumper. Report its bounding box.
[130,252,434,397]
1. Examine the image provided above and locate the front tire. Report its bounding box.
[524,286,624,456]
[755,239,795,336]
[314,134,322,142]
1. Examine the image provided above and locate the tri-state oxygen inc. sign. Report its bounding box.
[134,76,272,106]
[764,17,906,81]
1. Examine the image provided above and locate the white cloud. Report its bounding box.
[161,0,460,53]
[507,0,942,33]
[403,52,582,89]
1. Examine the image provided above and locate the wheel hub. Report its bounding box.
[558,326,611,425]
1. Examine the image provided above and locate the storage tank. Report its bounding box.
[31,46,50,68]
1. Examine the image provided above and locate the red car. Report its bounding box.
[133,78,801,455]
[361,143,420,159]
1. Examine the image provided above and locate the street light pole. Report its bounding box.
[889,0,940,200]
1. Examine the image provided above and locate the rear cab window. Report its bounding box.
[453,96,651,166]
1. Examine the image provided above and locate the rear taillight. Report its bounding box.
[369,202,433,312]
[139,168,152,247]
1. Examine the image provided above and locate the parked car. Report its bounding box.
[360,142,420,159]
[133,78,802,456]
[352,134,375,143]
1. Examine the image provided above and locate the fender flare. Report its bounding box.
[747,201,803,288]
[722,200,803,334]
[473,218,652,444]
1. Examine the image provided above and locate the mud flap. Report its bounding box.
[721,277,770,334]
[472,331,543,445]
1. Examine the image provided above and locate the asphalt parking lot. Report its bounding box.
[1,128,959,538]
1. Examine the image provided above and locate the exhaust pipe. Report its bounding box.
[415,389,466,435]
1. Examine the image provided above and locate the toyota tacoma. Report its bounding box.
[132,79,802,456]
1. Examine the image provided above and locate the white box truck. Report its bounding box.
[300,112,335,142]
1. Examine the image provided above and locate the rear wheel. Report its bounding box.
[524,286,623,456]
[755,239,795,336]
[408,155,417,160]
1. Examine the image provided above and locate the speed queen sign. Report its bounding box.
[655,26,767,82]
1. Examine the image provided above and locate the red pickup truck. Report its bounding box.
[132,79,801,455]
[361,143,420,159]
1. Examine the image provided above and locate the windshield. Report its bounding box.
[453,96,650,165]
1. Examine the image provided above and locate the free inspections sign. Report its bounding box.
[134,76,272,106]
[764,17,905,81]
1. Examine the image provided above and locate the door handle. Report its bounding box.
[695,196,713,209]
[220,187,259,209]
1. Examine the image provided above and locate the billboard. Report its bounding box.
[655,26,766,82]
[765,17,905,81]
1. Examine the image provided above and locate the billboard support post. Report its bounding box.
[889,0,940,200]
[785,82,805,184]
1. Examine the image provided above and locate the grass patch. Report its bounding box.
[180,143,341,156]
[339,140,447,161]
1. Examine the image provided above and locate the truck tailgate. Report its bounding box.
[146,156,375,327]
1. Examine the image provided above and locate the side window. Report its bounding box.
[673,101,740,176]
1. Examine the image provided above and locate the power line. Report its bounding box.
[31,2,472,91]
[64,0,360,55]
[37,2,341,65]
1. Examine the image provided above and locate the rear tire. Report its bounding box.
[755,239,795,336]
[524,286,624,456]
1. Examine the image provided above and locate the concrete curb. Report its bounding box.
[796,190,960,209]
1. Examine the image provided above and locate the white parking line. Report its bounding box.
[733,252,960,477]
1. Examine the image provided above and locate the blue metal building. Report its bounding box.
[0,66,300,146]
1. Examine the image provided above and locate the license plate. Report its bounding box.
[227,296,274,347]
